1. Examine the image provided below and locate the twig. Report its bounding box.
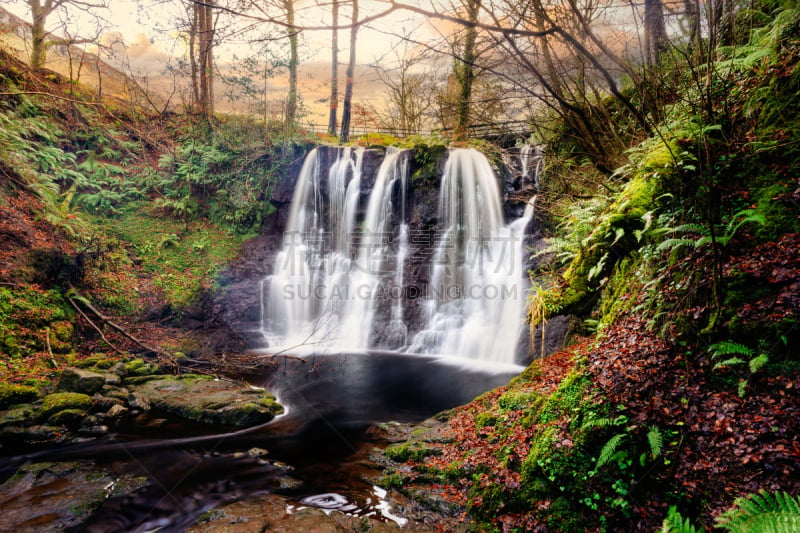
[67,289,169,358]
[44,326,58,368]
[68,297,125,355]
[0,91,105,106]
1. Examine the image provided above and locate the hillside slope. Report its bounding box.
[380,6,800,532]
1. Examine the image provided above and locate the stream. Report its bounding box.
[0,352,521,532]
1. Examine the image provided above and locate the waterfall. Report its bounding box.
[338,147,408,349]
[260,146,533,365]
[407,149,533,363]
[261,146,408,353]
[520,144,544,191]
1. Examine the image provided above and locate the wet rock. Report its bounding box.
[39,392,93,420]
[105,404,129,419]
[103,373,122,387]
[57,367,106,395]
[0,405,37,429]
[528,314,580,363]
[77,424,109,437]
[46,408,86,429]
[0,424,65,443]
[129,375,284,427]
[127,391,151,411]
[90,395,124,413]
[0,383,38,409]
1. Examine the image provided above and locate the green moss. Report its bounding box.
[497,391,540,411]
[753,182,800,241]
[410,142,448,187]
[46,408,86,428]
[385,442,442,463]
[256,396,284,416]
[475,412,498,428]
[548,173,661,318]
[0,383,39,409]
[73,353,117,370]
[380,472,405,489]
[40,392,92,418]
[597,254,656,330]
[0,286,74,359]
[123,358,158,376]
[97,203,248,313]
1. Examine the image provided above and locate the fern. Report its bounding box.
[713,357,746,370]
[581,414,626,431]
[596,433,627,468]
[749,353,769,373]
[661,506,702,533]
[708,340,769,397]
[716,490,800,533]
[647,426,663,459]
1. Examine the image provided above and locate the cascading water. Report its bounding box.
[260,146,535,365]
[520,144,544,191]
[407,149,533,363]
[261,146,408,352]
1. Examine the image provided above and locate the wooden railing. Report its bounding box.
[300,120,531,143]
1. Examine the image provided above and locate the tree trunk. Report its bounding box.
[644,0,667,66]
[340,0,358,142]
[454,0,480,138]
[189,1,200,110]
[28,0,52,68]
[328,0,339,135]
[195,0,215,122]
[285,0,299,124]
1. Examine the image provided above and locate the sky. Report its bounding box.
[2,0,436,122]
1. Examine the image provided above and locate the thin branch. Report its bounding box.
[68,296,126,355]
[0,91,106,106]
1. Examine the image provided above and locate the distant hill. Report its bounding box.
[0,6,166,111]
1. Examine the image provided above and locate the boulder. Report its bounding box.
[129,375,284,427]
[57,368,106,395]
[40,392,93,419]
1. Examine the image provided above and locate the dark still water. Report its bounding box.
[1,352,521,532]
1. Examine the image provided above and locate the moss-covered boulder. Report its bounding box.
[40,392,93,420]
[46,408,86,429]
[57,368,106,395]
[0,405,37,429]
[130,375,284,427]
[0,383,39,409]
[123,358,158,377]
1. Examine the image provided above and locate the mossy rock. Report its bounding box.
[47,408,87,429]
[0,405,38,429]
[130,376,284,427]
[385,442,441,463]
[40,392,93,419]
[73,353,117,370]
[57,367,106,395]
[0,383,39,409]
[123,358,159,376]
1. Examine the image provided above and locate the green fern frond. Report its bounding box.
[581,416,623,430]
[668,223,709,235]
[661,506,702,533]
[749,354,769,373]
[597,433,627,468]
[647,426,663,458]
[716,490,800,533]
[708,341,755,359]
[725,211,766,241]
[657,238,699,252]
[713,357,746,370]
[737,380,749,398]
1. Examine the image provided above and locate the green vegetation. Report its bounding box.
[383,4,800,532]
